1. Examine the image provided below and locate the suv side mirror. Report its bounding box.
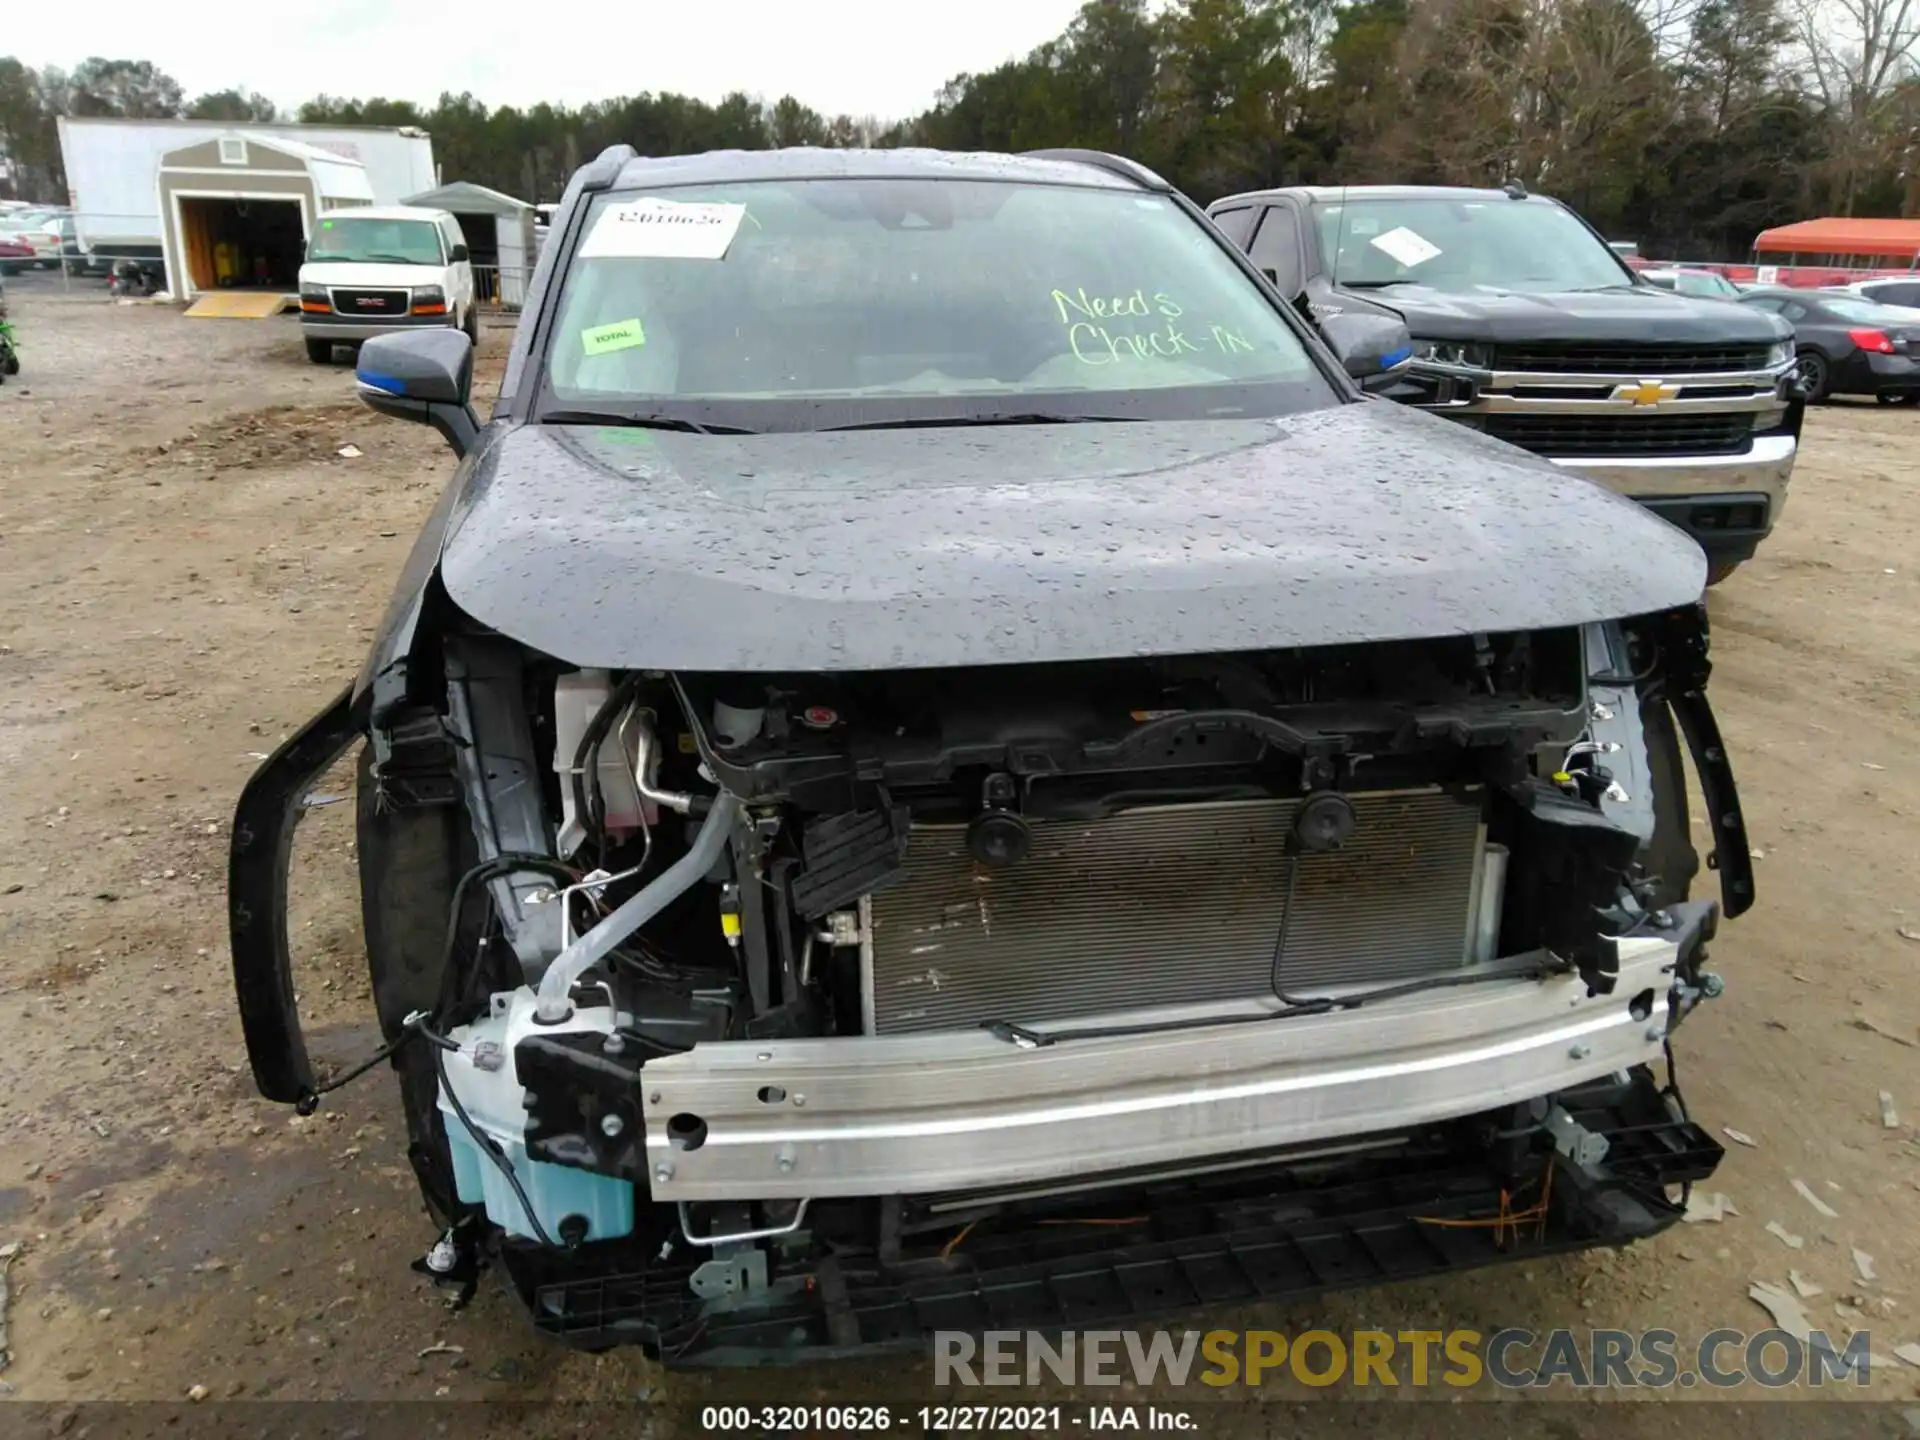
[450,242,470,263]
[355,330,479,457]
[1318,311,1415,392]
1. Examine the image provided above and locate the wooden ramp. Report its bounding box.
[185,291,295,319]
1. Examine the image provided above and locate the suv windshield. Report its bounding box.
[307,217,443,266]
[1311,196,1630,293]
[539,178,1329,430]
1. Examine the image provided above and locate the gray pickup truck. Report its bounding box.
[1209,185,1802,582]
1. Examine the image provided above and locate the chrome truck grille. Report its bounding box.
[863,789,1486,1035]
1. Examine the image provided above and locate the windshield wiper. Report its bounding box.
[540,409,754,435]
[823,412,1142,432]
[1337,279,1414,289]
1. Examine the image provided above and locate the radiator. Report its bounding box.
[863,789,1486,1035]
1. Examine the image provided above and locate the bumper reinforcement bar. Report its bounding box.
[640,939,1682,1201]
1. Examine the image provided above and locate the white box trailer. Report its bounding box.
[58,116,436,258]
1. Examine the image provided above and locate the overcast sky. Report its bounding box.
[12,0,1093,121]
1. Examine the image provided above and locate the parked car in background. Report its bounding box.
[1640,267,1743,300]
[0,207,70,269]
[297,205,478,365]
[0,234,34,276]
[1824,276,1920,310]
[1738,288,1920,403]
[1206,183,1800,583]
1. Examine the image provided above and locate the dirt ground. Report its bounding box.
[1,272,1917,1429]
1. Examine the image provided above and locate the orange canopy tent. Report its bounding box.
[1753,217,1920,261]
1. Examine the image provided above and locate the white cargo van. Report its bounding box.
[298,206,476,364]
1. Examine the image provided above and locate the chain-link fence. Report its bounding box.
[0,210,168,291]
[471,263,533,312]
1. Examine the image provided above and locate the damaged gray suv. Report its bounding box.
[230,145,1751,1361]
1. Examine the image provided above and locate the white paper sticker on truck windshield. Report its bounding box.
[1368,226,1442,268]
[580,198,747,260]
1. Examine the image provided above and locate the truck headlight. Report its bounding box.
[1412,339,1491,369]
[410,285,447,316]
[299,283,330,313]
[1767,339,1794,368]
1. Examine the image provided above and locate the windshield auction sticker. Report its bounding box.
[581,198,747,260]
[1368,225,1442,268]
[581,317,646,355]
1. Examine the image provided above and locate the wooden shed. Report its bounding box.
[157,132,374,300]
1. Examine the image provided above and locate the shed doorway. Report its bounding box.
[176,196,307,291]
[451,211,500,300]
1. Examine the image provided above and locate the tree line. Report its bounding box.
[4,0,1917,260]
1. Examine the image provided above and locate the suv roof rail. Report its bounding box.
[582,144,637,194]
[1023,148,1173,193]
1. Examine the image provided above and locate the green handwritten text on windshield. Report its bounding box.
[1051,287,1251,365]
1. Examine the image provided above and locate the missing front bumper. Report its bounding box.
[642,938,1685,1202]
[510,1065,1722,1363]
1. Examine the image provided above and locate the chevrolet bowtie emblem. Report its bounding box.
[1612,379,1681,406]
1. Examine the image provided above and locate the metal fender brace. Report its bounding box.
[1649,602,1756,919]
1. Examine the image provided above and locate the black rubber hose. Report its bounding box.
[990,951,1567,1047]
[1267,846,1332,1011]
[431,852,577,1026]
[296,851,572,1114]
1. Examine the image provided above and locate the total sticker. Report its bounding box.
[581,317,646,356]
[580,197,747,260]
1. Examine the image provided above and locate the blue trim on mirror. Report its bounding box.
[356,371,407,395]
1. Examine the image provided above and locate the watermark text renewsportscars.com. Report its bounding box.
[934,1327,1881,1389]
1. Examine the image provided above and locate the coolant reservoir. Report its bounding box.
[553,669,653,857]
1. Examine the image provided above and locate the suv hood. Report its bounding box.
[438,401,1704,672]
[1340,283,1791,345]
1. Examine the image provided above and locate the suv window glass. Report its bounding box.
[1310,196,1627,292]
[307,217,444,266]
[542,179,1330,428]
[1209,206,1257,247]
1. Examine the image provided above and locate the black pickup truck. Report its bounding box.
[1208,185,1801,582]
